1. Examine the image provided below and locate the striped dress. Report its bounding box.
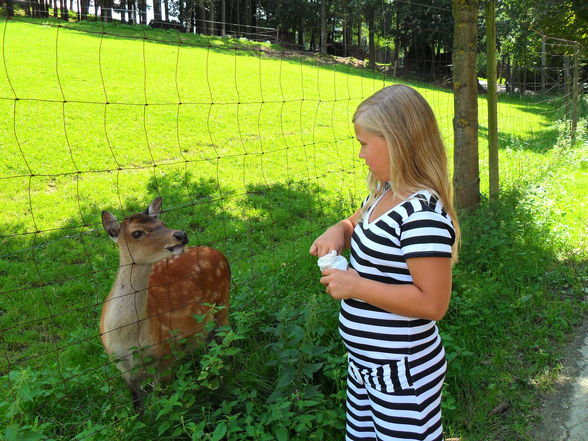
[340,189,455,441]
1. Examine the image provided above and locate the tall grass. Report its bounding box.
[0,17,586,440]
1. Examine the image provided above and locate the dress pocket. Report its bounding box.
[349,357,414,394]
[376,357,414,394]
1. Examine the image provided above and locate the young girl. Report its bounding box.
[310,84,460,441]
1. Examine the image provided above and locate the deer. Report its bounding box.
[100,197,230,412]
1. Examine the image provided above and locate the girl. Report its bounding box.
[310,84,460,441]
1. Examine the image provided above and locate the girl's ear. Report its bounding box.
[102,211,120,240]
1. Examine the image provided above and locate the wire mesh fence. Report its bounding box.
[0,5,585,440]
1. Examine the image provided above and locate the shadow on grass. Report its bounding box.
[1,168,587,439]
[478,124,560,154]
[0,169,346,375]
[0,168,355,439]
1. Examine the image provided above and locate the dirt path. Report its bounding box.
[529,317,588,440]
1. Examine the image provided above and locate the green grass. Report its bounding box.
[0,17,587,441]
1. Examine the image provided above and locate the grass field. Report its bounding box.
[1,16,587,441]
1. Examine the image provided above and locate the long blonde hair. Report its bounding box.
[353,84,461,261]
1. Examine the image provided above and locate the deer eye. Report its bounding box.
[131,231,144,239]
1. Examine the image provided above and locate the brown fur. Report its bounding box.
[146,247,231,360]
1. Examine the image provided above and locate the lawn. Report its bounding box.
[0,16,586,441]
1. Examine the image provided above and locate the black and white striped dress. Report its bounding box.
[340,189,455,441]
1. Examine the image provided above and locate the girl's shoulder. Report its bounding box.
[400,190,454,226]
[399,189,441,212]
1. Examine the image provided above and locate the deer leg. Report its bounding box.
[124,374,146,413]
[129,382,146,413]
[119,357,147,414]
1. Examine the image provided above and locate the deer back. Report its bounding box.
[146,246,231,359]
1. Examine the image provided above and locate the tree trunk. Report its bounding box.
[220,0,226,36]
[506,58,513,93]
[251,0,256,34]
[61,0,68,20]
[541,36,547,94]
[199,3,206,34]
[564,55,571,115]
[570,44,580,145]
[343,16,348,57]
[244,0,251,28]
[357,17,362,50]
[367,9,375,69]
[40,0,47,17]
[6,0,14,17]
[344,15,352,57]
[153,0,162,22]
[320,0,327,55]
[430,47,437,79]
[298,13,304,48]
[101,0,113,22]
[127,0,134,24]
[138,0,146,24]
[452,0,480,211]
[210,0,216,35]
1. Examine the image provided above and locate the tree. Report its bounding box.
[320,0,327,54]
[452,0,480,211]
[154,0,162,21]
[526,0,588,51]
[79,0,90,20]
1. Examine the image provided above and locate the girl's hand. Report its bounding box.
[309,225,346,257]
[320,268,361,300]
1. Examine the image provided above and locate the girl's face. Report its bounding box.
[354,123,391,182]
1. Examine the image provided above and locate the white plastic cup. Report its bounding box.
[317,250,348,271]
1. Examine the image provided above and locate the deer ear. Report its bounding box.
[102,211,120,240]
[146,197,163,219]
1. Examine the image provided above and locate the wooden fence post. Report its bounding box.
[486,0,498,202]
[571,42,580,146]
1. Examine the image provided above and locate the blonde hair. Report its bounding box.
[353,84,461,262]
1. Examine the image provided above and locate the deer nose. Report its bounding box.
[173,230,188,245]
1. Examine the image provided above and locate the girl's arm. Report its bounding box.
[320,257,452,321]
[309,208,362,257]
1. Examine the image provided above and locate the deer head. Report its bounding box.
[101,197,188,265]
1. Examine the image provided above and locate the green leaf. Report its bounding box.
[158,421,171,436]
[277,366,296,389]
[211,422,228,441]
[224,347,241,356]
[302,363,323,378]
[275,425,289,441]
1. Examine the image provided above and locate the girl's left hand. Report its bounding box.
[320,268,361,300]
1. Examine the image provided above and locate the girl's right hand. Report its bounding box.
[309,224,346,257]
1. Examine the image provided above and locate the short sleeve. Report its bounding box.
[400,209,455,259]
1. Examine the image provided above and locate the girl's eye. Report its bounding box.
[131,231,144,239]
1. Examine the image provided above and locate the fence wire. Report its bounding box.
[0,9,584,440]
